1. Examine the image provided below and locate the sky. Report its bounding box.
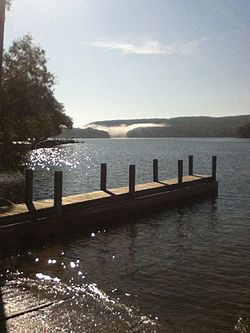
[4,0,250,127]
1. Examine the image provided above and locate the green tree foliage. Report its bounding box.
[1,34,72,142]
[0,34,73,170]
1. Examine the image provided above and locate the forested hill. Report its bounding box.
[59,115,250,138]
[90,115,250,137]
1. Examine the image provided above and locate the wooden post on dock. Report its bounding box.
[189,155,193,176]
[153,159,158,182]
[212,156,217,181]
[178,160,183,185]
[100,163,107,191]
[25,169,33,207]
[54,171,63,214]
[129,165,136,195]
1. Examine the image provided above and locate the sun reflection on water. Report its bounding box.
[29,146,81,171]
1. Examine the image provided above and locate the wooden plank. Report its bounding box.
[100,163,107,191]
[25,169,33,206]
[54,171,63,214]
[178,160,183,184]
[153,159,158,182]
[189,155,193,175]
[129,165,136,195]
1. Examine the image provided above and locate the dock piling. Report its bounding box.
[212,156,217,181]
[189,155,193,176]
[54,171,63,214]
[25,169,33,207]
[178,160,183,185]
[129,165,136,195]
[153,159,159,182]
[100,163,107,191]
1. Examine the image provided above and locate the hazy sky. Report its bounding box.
[4,0,250,127]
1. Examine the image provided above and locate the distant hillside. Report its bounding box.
[58,115,250,138]
[58,127,110,138]
[90,115,250,137]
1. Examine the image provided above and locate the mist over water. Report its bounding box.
[87,123,167,137]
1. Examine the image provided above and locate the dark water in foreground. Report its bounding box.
[1,138,250,333]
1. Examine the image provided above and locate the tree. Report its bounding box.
[1,34,72,142]
[0,1,12,83]
[0,34,73,170]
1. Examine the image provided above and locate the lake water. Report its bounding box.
[1,138,250,333]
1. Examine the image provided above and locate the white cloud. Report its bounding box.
[90,38,207,55]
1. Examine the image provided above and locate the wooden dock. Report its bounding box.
[0,156,218,253]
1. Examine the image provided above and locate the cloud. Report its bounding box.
[90,38,207,55]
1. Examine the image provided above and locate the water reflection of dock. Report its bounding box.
[0,156,218,252]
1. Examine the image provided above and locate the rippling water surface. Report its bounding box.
[1,138,250,333]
